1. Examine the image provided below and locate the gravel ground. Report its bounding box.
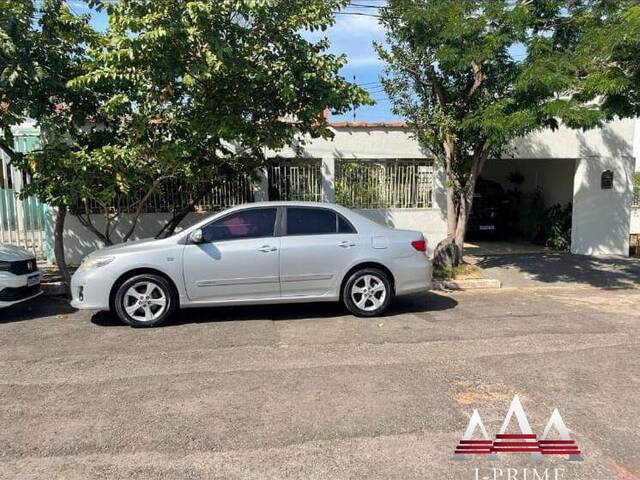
[1,287,639,480]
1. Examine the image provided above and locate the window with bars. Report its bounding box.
[335,159,434,209]
[267,159,323,202]
[634,172,640,207]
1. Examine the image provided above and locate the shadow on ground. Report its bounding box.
[0,296,77,324]
[91,292,458,328]
[476,253,640,289]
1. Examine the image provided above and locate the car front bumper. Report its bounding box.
[70,267,118,311]
[0,270,43,308]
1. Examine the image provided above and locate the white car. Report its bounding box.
[0,244,42,308]
[71,202,432,327]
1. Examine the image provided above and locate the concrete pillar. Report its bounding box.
[571,155,634,255]
[253,167,269,202]
[321,156,336,203]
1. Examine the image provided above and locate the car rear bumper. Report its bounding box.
[393,254,432,296]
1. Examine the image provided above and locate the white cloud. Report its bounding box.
[330,14,385,39]
[345,56,385,67]
[303,11,387,70]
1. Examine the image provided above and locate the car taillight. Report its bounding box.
[411,240,427,252]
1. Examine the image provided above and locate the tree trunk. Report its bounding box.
[54,206,71,296]
[453,188,472,250]
[446,182,457,237]
[433,175,478,268]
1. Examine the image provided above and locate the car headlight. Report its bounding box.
[80,256,116,270]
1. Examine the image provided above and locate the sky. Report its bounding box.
[69,0,401,122]
[304,2,397,122]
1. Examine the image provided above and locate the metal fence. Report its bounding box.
[268,159,323,202]
[0,134,52,259]
[76,176,256,214]
[335,159,434,209]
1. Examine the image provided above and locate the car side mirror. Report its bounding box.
[189,229,204,244]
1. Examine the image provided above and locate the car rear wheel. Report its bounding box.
[342,268,393,317]
[114,274,176,327]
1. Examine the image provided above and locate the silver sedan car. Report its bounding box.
[71,202,432,327]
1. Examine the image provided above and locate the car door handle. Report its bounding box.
[339,241,356,248]
[258,245,277,253]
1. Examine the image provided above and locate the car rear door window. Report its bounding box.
[338,215,356,233]
[286,207,339,235]
[202,208,277,242]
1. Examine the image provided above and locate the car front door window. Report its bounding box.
[202,208,277,242]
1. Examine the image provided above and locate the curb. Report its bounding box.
[434,278,501,291]
[41,282,67,297]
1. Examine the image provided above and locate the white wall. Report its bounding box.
[56,119,638,263]
[510,118,636,160]
[631,208,640,235]
[60,212,211,266]
[268,127,428,160]
[356,208,447,255]
[571,155,635,255]
[270,118,636,161]
[60,207,449,266]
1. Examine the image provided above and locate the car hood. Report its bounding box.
[88,238,166,259]
[0,244,35,262]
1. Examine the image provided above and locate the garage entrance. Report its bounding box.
[465,158,577,255]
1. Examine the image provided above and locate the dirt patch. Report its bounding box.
[453,383,522,406]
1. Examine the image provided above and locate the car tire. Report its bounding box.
[342,267,393,317]
[113,274,176,327]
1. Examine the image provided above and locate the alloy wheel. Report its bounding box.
[350,274,387,312]
[123,281,168,322]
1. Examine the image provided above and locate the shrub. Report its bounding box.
[542,203,573,251]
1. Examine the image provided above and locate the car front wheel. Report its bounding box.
[113,274,176,327]
[342,268,393,317]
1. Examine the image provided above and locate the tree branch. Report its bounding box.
[75,201,112,246]
[468,61,485,96]
[122,176,171,242]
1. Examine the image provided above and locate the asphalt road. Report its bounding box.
[1,287,639,480]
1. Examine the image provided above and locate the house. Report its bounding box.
[2,119,639,265]
[266,117,639,257]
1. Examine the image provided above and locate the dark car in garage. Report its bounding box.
[467,178,510,239]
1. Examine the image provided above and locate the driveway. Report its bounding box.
[1,288,639,480]
[473,253,640,289]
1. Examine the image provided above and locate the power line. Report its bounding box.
[347,3,387,9]
[336,11,381,18]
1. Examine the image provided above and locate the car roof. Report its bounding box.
[183,201,386,234]
[232,201,376,220]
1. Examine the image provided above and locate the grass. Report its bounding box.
[433,263,484,280]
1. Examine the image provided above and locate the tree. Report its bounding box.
[573,1,640,118]
[1,0,101,286]
[71,0,371,235]
[6,0,370,290]
[376,0,635,265]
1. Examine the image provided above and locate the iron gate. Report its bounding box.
[0,131,52,260]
